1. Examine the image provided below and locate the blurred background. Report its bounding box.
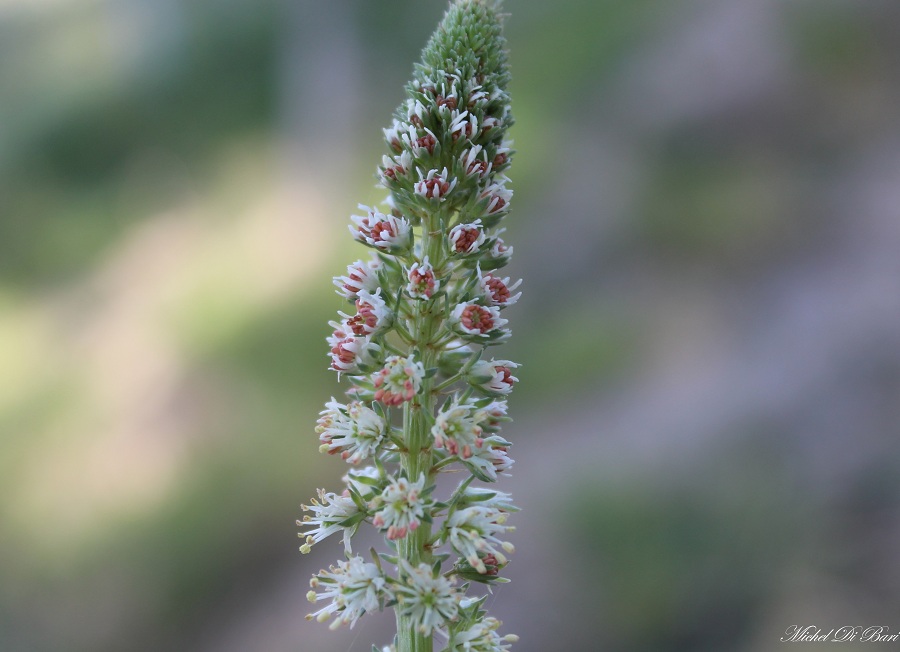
[2,0,900,650]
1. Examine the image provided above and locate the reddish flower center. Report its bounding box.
[452,121,476,141]
[484,276,509,303]
[488,195,507,213]
[422,178,450,197]
[410,269,435,297]
[343,269,366,294]
[416,134,437,154]
[466,158,488,176]
[331,338,356,366]
[436,95,457,110]
[368,219,396,243]
[454,227,481,253]
[496,366,515,386]
[460,305,494,334]
[481,553,501,576]
[348,300,378,335]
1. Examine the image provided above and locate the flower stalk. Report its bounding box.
[301,2,520,650]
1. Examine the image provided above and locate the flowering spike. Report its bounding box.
[302,2,520,650]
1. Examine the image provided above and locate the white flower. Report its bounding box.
[467,359,519,395]
[480,178,512,215]
[449,110,478,142]
[434,87,459,112]
[486,236,513,266]
[328,324,380,375]
[380,150,414,185]
[450,303,509,340]
[410,128,439,157]
[449,220,486,255]
[371,474,429,541]
[384,119,406,152]
[395,561,459,635]
[458,487,517,513]
[422,71,460,113]
[373,355,426,405]
[407,257,439,299]
[463,435,514,482]
[491,140,512,169]
[444,617,518,652]
[404,97,429,126]
[415,168,457,200]
[447,506,515,574]
[478,271,521,307]
[316,399,388,464]
[350,205,412,252]
[480,115,500,135]
[340,288,392,336]
[298,488,361,555]
[474,400,510,434]
[466,83,488,110]
[333,254,382,300]
[432,398,483,459]
[306,556,390,630]
[460,145,492,178]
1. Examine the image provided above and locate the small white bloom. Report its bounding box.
[447,505,515,574]
[450,303,509,340]
[467,359,519,395]
[464,435,514,482]
[307,556,390,629]
[333,254,382,300]
[486,236,513,265]
[298,488,361,555]
[379,150,414,185]
[408,128,439,157]
[414,167,457,200]
[458,487,517,513]
[407,257,439,299]
[395,561,459,635]
[460,145,492,178]
[479,271,522,307]
[474,400,510,434]
[449,220,486,256]
[339,288,392,336]
[350,205,412,252]
[432,398,483,459]
[492,140,513,169]
[383,119,406,152]
[449,110,478,142]
[466,85,488,110]
[328,322,380,375]
[433,85,459,112]
[371,474,429,541]
[481,178,512,215]
[404,97,429,126]
[444,617,517,652]
[481,115,500,135]
[316,399,388,464]
[373,355,426,406]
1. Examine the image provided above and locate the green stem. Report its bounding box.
[397,212,446,652]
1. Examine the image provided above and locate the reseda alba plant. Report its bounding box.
[300,2,520,650]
